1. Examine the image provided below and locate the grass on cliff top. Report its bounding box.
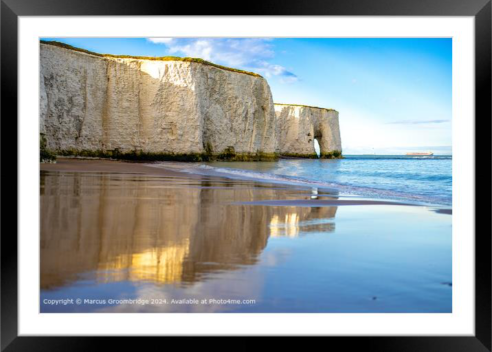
[274,103,337,112]
[40,40,263,78]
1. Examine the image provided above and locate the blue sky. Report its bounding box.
[42,37,452,154]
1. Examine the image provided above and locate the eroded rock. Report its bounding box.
[40,42,342,161]
[275,104,342,158]
[40,42,277,160]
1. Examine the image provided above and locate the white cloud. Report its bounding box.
[148,38,174,44]
[146,38,298,83]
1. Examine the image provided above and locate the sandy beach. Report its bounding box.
[40,158,452,313]
[40,158,193,177]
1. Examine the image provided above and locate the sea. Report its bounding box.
[165,155,452,207]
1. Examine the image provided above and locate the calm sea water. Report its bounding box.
[195,155,452,206]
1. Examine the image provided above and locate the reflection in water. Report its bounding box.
[40,169,452,313]
[40,172,338,290]
[269,206,336,238]
[98,244,190,285]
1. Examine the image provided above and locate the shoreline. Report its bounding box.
[41,158,451,213]
[40,157,452,313]
[41,158,194,178]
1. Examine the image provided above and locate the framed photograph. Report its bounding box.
[2,0,490,350]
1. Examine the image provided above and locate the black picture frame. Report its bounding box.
[1,0,490,350]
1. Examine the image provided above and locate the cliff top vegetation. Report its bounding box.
[274,103,337,113]
[41,40,263,78]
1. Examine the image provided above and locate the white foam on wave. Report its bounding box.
[148,162,340,190]
[146,162,451,206]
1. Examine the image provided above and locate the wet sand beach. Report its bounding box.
[40,158,452,313]
[40,158,194,177]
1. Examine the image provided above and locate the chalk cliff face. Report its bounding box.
[275,104,342,158]
[40,42,343,160]
[40,43,277,159]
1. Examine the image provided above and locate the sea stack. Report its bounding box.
[275,104,342,158]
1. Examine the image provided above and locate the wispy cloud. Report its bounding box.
[253,61,299,82]
[147,38,298,83]
[148,38,174,44]
[386,119,450,125]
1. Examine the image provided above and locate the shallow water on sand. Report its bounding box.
[40,170,451,313]
[194,155,452,206]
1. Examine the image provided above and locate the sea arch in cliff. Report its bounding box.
[274,104,342,159]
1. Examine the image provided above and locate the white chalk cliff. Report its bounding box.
[40,42,342,160]
[275,104,342,157]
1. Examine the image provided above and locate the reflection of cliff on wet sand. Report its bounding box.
[269,206,337,238]
[40,170,338,289]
